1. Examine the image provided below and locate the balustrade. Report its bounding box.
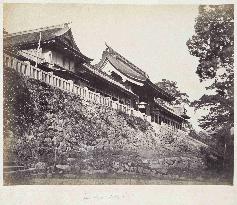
[3,53,181,136]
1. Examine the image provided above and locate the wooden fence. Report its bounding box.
[4,53,181,136]
[3,54,148,118]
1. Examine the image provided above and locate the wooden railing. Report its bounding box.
[4,53,183,136]
[3,54,138,116]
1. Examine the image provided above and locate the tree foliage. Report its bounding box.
[187,5,234,131]
[187,5,234,175]
[156,79,190,105]
[187,5,234,81]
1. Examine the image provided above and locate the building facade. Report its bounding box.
[3,23,190,131]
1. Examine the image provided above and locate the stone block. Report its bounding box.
[56,164,71,172]
[35,162,47,170]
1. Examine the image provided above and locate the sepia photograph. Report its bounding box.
[2,3,234,186]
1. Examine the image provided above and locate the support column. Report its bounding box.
[12,59,18,71]
[39,69,43,81]
[60,78,64,90]
[24,61,31,77]
[157,114,160,124]
[155,114,158,124]
[68,80,74,92]
[146,103,151,117]
[48,72,53,85]
[84,87,89,100]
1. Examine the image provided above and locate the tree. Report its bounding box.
[187,5,234,175]
[156,79,194,133]
[156,79,190,106]
[186,5,234,130]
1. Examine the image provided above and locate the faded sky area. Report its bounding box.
[3,4,210,130]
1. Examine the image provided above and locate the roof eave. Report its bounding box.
[105,44,149,78]
[181,114,191,120]
[146,80,175,101]
[83,64,138,99]
[154,105,186,121]
[54,39,93,62]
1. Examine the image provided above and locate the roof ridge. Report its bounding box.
[105,43,149,79]
[5,22,71,37]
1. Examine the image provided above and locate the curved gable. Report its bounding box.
[107,55,147,82]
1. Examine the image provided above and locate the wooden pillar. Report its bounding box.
[24,61,31,77]
[12,59,18,71]
[48,72,53,85]
[151,113,154,122]
[84,87,89,100]
[38,69,42,81]
[155,114,158,124]
[157,114,160,124]
[68,80,74,92]
[146,103,151,116]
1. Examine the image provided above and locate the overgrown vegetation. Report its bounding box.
[4,67,226,184]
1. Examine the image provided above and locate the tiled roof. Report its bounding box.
[107,55,147,81]
[3,23,92,61]
[84,63,138,98]
[4,23,67,47]
[96,44,175,101]
[96,44,149,82]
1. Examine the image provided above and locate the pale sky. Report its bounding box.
[3,4,209,130]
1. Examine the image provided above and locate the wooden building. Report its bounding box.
[3,23,189,130]
[3,23,138,105]
[95,44,190,129]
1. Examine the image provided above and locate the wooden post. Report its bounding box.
[13,58,18,71]
[25,61,31,77]
[84,87,89,100]
[39,69,42,81]
[67,80,74,92]
[48,72,53,85]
